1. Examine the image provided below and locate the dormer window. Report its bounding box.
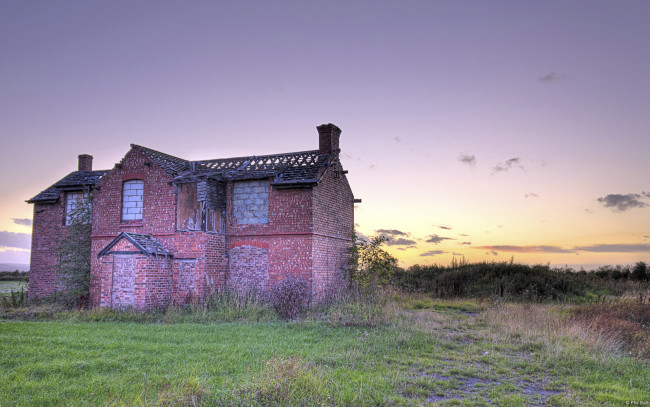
[122,180,144,222]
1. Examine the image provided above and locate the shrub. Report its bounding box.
[270,276,310,319]
[348,232,397,288]
[0,288,27,309]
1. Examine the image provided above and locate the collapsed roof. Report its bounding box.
[28,144,337,203]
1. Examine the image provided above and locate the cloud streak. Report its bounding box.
[475,245,574,254]
[376,229,408,236]
[492,157,524,174]
[386,238,417,246]
[538,72,567,83]
[0,231,31,250]
[12,218,32,227]
[426,234,455,244]
[597,193,649,212]
[420,250,446,257]
[475,243,650,254]
[575,244,650,253]
[457,154,476,167]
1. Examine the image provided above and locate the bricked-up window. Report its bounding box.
[65,191,86,225]
[232,180,269,225]
[122,180,144,221]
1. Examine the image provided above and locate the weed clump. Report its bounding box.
[270,276,310,320]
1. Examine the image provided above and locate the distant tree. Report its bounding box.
[632,261,648,281]
[348,231,397,288]
[56,195,92,308]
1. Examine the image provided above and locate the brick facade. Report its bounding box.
[28,124,355,309]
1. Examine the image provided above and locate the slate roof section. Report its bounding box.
[174,150,332,187]
[27,170,109,203]
[97,232,172,258]
[132,144,190,176]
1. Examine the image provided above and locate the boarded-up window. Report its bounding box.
[178,260,197,297]
[112,254,136,308]
[122,180,144,221]
[232,180,269,225]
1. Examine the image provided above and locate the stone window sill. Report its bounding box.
[120,221,143,227]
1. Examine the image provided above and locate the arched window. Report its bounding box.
[122,180,144,221]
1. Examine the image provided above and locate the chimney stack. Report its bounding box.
[317,123,341,154]
[78,154,93,171]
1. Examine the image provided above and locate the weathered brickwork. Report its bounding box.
[91,148,176,236]
[312,159,354,298]
[30,124,355,309]
[28,200,66,299]
[229,244,269,293]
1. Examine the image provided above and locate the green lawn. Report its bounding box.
[1,302,648,406]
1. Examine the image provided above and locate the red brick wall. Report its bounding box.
[91,147,176,236]
[311,159,354,298]
[90,147,228,308]
[226,180,314,292]
[28,198,66,299]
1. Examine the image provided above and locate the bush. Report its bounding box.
[270,276,310,319]
[0,289,27,309]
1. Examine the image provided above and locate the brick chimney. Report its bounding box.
[78,154,93,171]
[317,123,341,154]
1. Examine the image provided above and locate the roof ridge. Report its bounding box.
[192,149,322,164]
[131,144,190,176]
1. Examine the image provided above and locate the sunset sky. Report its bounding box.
[1,1,649,269]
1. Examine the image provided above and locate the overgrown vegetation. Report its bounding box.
[270,276,311,319]
[0,271,28,282]
[348,232,397,288]
[55,194,92,308]
[394,257,649,301]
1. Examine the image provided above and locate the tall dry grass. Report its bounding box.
[482,301,650,360]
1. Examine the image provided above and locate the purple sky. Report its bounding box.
[1,1,649,267]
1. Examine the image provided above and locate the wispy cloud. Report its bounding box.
[397,245,417,251]
[376,229,408,236]
[574,244,650,253]
[492,157,524,174]
[460,241,472,245]
[475,245,574,254]
[0,231,31,250]
[597,193,649,212]
[435,225,452,230]
[386,238,417,246]
[426,234,455,244]
[393,136,402,143]
[457,154,476,167]
[486,251,498,256]
[420,250,447,257]
[12,218,32,227]
[538,72,567,83]
[524,193,539,198]
[376,229,417,246]
[475,243,650,254]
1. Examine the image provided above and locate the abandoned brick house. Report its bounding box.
[27,124,355,309]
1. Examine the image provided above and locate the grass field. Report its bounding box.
[0,280,27,294]
[1,297,648,406]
